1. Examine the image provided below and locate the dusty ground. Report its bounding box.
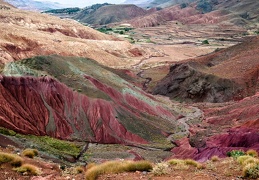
[128,21,246,68]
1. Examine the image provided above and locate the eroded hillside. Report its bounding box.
[0,3,144,68]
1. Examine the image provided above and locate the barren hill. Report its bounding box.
[75,4,149,25]
[0,2,144,68]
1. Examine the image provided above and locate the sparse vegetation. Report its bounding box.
[44,7,81,14]
[21,135,81,158]
[85,160,152,180]
[167,159,203,170]
[22,148,39,158]
[15,163,40,175]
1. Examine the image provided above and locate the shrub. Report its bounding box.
[180,3,188,9]
[247,150,258,157]
[243,162,259,179]
[243,157,259,166]
[227,150,246,158]
[0,152,23,167]
[237,155,251,165]
[211,156,219,162]
[85,160,152,180]
[15,164,40,175]
[152,162,169,176]
[202,39,209,44]
[22,149,38,158]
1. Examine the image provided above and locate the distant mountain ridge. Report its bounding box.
[4,0,64,11]
[124,0,195,8]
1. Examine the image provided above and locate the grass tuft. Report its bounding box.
[184,159,201,167]
[22,148,38,158]
[75,166,84,174]
[167,159,185,165]
[85,160,152,180]
[15,163,40,175]
[237,155,255,165]
[247,149,258,157]
[211,156,219,162]
[0,152,23,167]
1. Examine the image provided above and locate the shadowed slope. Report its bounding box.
[153,36,259,103]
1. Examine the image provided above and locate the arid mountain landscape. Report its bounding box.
[0,0,259,179]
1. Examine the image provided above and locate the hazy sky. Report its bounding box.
[43,0,125,7]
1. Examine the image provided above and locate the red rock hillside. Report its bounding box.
[0,55,188,148]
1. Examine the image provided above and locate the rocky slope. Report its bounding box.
[0,55,192,148]
[0,2,144,68]
[153,36,259,103]
[171,91,259,162]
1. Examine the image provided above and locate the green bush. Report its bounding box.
[227,150,246,158]
[202,39,209,44]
